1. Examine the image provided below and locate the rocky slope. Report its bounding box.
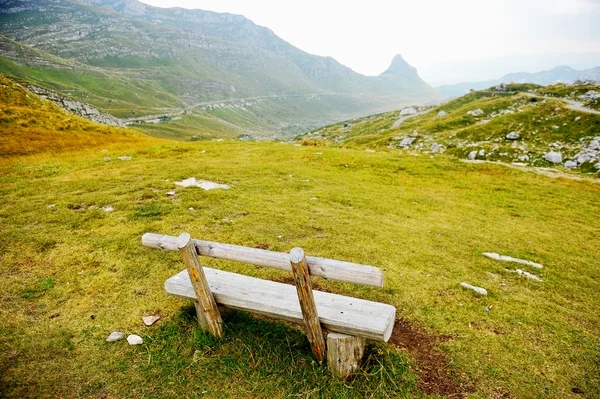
[0,0,440,136]
[302,82,600,175]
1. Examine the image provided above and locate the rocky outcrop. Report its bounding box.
[27,85,124,126]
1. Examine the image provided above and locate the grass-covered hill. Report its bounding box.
[0,75,150,156]
[304,83,600,175]
[1,76,600,398]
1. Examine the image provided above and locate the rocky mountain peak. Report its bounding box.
[381,54,419,79]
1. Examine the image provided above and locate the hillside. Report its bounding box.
[438,66,600,98]
[303,82,600,175]
[0,74,147,156]
[0,0,441,137]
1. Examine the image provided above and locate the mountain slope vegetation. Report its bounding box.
[0,0,440,137]
[305,83,600,175]
[0,74,148,156]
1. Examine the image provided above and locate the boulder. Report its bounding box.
[468,150,478,160]
[564,160,577,169]
[437,110,447,117]
[544,151,563,164]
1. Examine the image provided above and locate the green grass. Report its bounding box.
[1,139,599,398]
[307,84,600,173]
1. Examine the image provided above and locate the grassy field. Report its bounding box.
[1,79,600,398]
[1,138,599,398]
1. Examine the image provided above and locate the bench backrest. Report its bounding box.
[142,233,384,287]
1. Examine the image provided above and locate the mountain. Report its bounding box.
[0,0,440,137]
[437,66,600,98]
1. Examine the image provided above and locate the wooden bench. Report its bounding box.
[142,232,396,377]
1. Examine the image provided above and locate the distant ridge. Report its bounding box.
[437,65,600,98]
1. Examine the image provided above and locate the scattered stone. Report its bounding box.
[466,109,484,117]
[515,269,543,282]
[175,177,230,191]
[188,207,195,211]
[468,151,478,160]
[460,282,488,296]
[431,143,444,154]
[127,334,144,345]
[166,191,176,196]
[544,151,563,164]
[518,155,530,162]
[117,156,132,161]
[103,157,111,162]
[399,107,417,116]
[47,204,56,209]
[365,149,376,153]
[310,197,318,201]
[478,149,485,157]
[482,252,543,269]
[564,160,577,169]
[589,138,600,151]
[552,125,559,130]
[595,162,600,170]
[574,116,581,122]
[505,132,520,140]
[437,110,447,117]
[102,206,114,213]
[399,137,416,148]
[142,315,160,326]
[106,331,125,342]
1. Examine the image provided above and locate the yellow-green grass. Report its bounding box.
[0,75,154,156]
[1,139,599,398]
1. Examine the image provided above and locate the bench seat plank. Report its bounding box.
[165,268,396,342]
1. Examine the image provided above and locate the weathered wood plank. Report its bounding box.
[165,268,396,342]
[327,333,366,378]
[289,247,326,362]
[177,233,223,338]
[142,233,383,287]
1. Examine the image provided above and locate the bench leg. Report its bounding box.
[178,233,224,338]
[327,333,366,378]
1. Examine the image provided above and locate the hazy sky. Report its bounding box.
[140,0,600,85]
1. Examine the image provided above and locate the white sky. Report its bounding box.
[139,0,600,85]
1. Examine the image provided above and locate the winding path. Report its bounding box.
[524,92,600,115]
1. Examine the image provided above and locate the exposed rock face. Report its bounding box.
[27,85,124,126]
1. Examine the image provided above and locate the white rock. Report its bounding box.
[310,197,318,201]
[188,207,195,211]
[102,206,114,212]
[594,162,600,170]
[505,132,520,140]
[574,116,581,122]
[365,149,376,153]
[544,151,563,164]
[175,177,230,191]
[589,139,600,151]
[142,315,160,326]
[127,334,144,345]
[399,137,415,148]
[47,204,56,209]
[106,331,125,342]
[518,155,530,162]
[468,151,478,160]
[515,269,543,282]
[399,107,417,116]
[466,109,484,117]
[117,156,132,161]
[437,110,447,117]
[460,282,488,296]
[478,149,485,157]
[482,252,543,269]
[564,160,577,169]
[103,157,111,162]
[166,191,176,196]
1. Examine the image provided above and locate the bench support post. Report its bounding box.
[177,233,224,338]
[327,333,366,378]
[289,247,326,363]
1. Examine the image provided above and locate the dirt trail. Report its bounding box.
[462,160,600,183]
[524,92,600,115]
